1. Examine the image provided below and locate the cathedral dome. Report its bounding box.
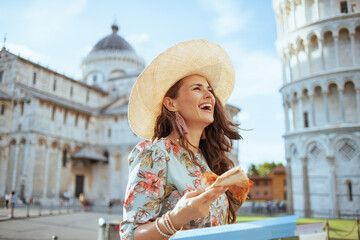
[91,24,134,52]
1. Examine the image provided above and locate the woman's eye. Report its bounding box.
[193,87,200,90]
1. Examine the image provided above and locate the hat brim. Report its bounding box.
[128,39,235,140]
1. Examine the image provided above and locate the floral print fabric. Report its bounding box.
[120,138,229,240]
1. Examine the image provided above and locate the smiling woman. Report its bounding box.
[121,39,242,240]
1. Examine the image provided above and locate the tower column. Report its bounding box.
[292,1,297,28]
[296,48,302,78]
[323,90,329,124]
[334,35,340,68]
[298,94,304,129]
[357,89,360,121]
[286,157,293,214]
[309,91,316,127]
[301,157,311,218]
[315,0,320,19]
[284,100,290,132]
[304,40,312,75]
[326,156,339,218]
[287,52,294,82]
[281,58,287,84]
[318,37,325,71]
[350,32,356,66]
[339,87,346,122]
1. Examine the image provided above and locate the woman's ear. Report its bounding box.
[163,96,178,112]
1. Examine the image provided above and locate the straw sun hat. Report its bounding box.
[128,39,235,140]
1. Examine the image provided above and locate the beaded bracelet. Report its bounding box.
[165,211,183,233]
[155,217,172,238]
[162,214,176,235]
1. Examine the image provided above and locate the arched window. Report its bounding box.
[62,149,68,167]
[346,180,353,201]
[104,151,109,163]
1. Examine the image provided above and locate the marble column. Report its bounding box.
[330,0,335,16]
[347,0,352,12]
[287,54,294,82]
[304,41,312,75]
[310,92,316,127]
[350,32,356,66]
[292,2,297,28]
[42,146,50,199]
[339,88,346,122]
[334,35,340,68]
[323,91,329,124]
[315,0,320,19]
[286,157,294,214]
[55,146,62,200]
[11,143,20,191]
[281,58,287,84]
[326,156,339,218]
[298,94,304,129]
[296,49,302,78]
[318,37,326,71]
[284,102,290,132]
[357,89,360,121]
[0,146,9,194]
[301,157,311,218]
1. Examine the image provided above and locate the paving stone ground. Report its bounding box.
[0,205,123,240]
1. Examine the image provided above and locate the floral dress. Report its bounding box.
[120,138,229,240]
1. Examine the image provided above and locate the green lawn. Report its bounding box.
[236,215,359,240]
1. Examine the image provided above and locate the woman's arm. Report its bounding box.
[133,186,228,240]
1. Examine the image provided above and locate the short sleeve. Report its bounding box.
[120,140,168,240]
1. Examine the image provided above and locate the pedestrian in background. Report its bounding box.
[4,192,10,209]
[9,191,16,218]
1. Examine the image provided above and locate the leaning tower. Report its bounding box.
[273,0,360,218]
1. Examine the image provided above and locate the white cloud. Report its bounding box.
[198,0,252,36]
[6,42,43,62]
[126,33,150,44]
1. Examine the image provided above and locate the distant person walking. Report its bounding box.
[79,193,85,211]
[4,192,10,209]
[9,191,16,218]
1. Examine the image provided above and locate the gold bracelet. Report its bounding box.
[166,211,183,232]
[162,214,175,235]
[155,217,172,238]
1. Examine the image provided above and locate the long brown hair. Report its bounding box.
[152,78,242,224]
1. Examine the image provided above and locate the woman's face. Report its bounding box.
[168,74,216,128]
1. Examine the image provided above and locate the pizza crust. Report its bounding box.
[200,167,253,202]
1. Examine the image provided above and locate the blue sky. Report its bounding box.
[0,0,285,171]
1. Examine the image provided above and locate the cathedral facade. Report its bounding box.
[0,25,240,204]
[273,0,360,218]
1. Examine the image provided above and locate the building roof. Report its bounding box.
[16,83,98,114]
[72,147,107,161]
[249,175,272,180]
[272,165,286,174]
[91,24,134,53]
[0,48,108,95]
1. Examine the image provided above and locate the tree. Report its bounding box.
[247,164,259,176]
[248,161,283,176]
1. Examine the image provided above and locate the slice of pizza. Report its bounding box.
[200,167,254,202]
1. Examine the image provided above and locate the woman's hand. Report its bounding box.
[169,186,228,229]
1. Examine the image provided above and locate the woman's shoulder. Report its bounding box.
[130,138,182,157]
